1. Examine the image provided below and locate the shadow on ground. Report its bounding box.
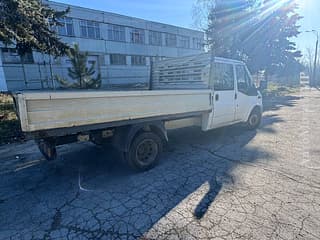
[263,95,301,111]
[0,94,299,239]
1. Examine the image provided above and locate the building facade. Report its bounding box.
[0,1,204,91]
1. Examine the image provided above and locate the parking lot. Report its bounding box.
[1,88,320,240]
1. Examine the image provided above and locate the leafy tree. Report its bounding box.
[55,44,101,89]
[205,0,303,78]
[0,0,69,56]
[302,47,320,85]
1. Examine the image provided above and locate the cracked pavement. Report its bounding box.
[0,88,320,240]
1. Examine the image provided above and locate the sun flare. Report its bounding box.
[296,0,313,9]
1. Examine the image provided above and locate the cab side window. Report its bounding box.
[236,65,251,93]
[213,63,234,91]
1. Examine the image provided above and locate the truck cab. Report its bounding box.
[152,54,263,131]
[204,57,262,130]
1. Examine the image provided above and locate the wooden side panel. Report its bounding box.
[152,53,211,89]
[21,90,211,132]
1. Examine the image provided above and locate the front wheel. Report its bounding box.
[124,132,163,171]
[246,109,262,130]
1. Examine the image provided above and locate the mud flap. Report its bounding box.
[37,139,57,161]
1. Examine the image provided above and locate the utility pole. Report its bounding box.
[313,33,319,86]
[306,30,319,87]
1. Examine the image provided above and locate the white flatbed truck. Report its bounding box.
[13,54,263,171]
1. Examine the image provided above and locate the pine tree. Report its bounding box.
[55,44,101,89]
[206,0,302,77]
[0,0,69,56]
[206,0,257,58]
[243,0,303,76]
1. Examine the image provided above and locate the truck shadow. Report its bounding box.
[0,96,297,239]
[51,114,278,231]
[263,95,301,111]
[164,123,266,220]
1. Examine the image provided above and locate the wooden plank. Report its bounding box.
[151,53,211,89]
[20,89,208,100]
[29,111,209,138]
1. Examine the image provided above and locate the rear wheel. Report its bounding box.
[124,132,162,171]
[246,109,262,130]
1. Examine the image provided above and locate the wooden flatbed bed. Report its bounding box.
[14,89,212,134]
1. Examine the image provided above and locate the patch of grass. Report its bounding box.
[262,82,299,98]
[0,94,24,145]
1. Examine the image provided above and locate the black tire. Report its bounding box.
[246,109,262,130]
[124,132,163,171]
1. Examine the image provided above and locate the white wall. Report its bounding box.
[0,1,205,90]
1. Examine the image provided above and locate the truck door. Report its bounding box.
[235,64,256,121]
[210,62,236,128]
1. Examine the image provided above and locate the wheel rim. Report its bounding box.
[135,139,158,166]
[249,113,259,127]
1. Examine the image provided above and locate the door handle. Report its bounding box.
[215,94,219,101]
[210,93,214,105]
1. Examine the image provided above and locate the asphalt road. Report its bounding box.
[0,88,320,240]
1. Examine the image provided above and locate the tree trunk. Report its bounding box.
[21,55,27,88]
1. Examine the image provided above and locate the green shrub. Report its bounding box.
[0,94,24,144]
[262,82,299,97]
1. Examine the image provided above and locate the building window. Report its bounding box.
[110,54,127,65]
[21,52,34,64]
[193,37,203,49]
[57,17,74,36]
[150,56,167,63]
[149,31,162,46]
[131,55,146,66]
[150,56,160,63]
[108,24,126,42]
[165,33,177,47]
[80,20,100,39]
[178,36,190,48]
[1,48,34,64]
[130,28,145,44]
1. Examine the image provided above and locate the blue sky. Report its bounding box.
[54,0,320,54]
[54,0,195,27]
[295,0,320,53]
